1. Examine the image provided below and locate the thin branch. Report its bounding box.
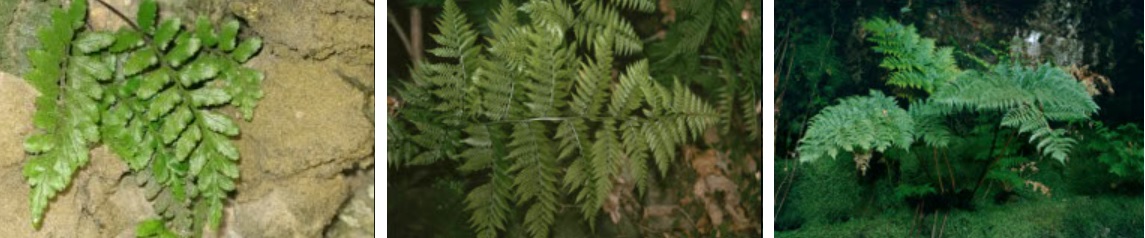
[410,7,424,64]
[387,8,414,62]
[930,211,939,238]
[934,147,945,193]
[943,149,957,188]
[938,211,949,238]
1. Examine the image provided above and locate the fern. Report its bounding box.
[862,18,960,94]
[393,0,719,237]
[22,0,101,227]
[1085,123,1144,178]
[23,0,263,235]
[908,101,956,148]
[862,18,1096,163]
[572,0,652,55]
[796,90,915,163]
[931,63,1098,163]
[650,0,761,165]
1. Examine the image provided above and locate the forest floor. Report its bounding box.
[0,0,375,237]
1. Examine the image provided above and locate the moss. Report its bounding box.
[781,154,863,226]
[0,0,61,73]
[776,213,912,238]
[1062,196,1144,237]
[780,194,1143,238]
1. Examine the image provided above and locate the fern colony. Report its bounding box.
[794,17,1106,216]
[389,0,762,237]
[21,0,262,236]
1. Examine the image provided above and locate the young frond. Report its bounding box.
[797,90,915,163]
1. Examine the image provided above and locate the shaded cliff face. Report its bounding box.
[911,0,1142,124]
[0,0,375,237]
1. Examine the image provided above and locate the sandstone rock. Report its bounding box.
[325,167,375,238]
[0,71,37,168]
[235,56,372,182]
[233,172,350,238]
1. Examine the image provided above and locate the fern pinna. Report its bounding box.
[22,0,262,235]
[389,0,717,237]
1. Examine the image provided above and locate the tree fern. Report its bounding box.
[862,18,960,94]
[392,0,719,237]
[796,90,914,163]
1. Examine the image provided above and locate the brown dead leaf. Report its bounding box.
[703,127,721,145]
[643,205,676,219]
[604,155,638,224]
[1067,64,1113,96]
[1025,180,1052,198]
[688,147,720,177]
[659,0,676,23]
[387,96,401,116]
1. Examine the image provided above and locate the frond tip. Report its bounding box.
[862,18,961,94]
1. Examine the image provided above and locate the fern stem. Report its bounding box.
[773,158,797,220]
[91,0,141,31]
[973,128,1017,199]
[943,149,956,188]
[934,147,945,193]
[938,211,949,238]
[930,211,938,238]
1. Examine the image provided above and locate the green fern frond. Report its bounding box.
[585,119,620,226]
[22,0,101,227]
[932,63,1096,163]
[459,124,514,238]
[641,75,719,175]
[862,18,961,94]
[797,90,915,162]
[418,0,481,118]
[573,0,644,55]
[909,101,956,148]
[397,1,722,237]
[508,122,559,238]
[609,0,655,12]
[520,20,577,118]
[24,0,263,234]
